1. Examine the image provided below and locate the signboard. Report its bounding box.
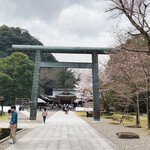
[15,98,30,108]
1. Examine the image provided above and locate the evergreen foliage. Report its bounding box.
[56,69,79,89]
[0,25,79,102]
[0,53,34,105]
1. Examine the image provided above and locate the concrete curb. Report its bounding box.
[0,128,25,144]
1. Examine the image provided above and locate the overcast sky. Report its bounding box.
[0,0,129,62]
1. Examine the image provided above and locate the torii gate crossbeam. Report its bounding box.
[12,45,119,121]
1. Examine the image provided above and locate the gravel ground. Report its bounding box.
[0,110,56,150]
[81,116,150,150]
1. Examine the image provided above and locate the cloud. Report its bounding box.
[0,0,68,21]
[0,0,100,22]
[0,0,120,62]
[52,5,108,37]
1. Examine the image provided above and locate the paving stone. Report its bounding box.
[5,111,117,150]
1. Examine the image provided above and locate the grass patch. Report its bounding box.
[75,111,113,117]
[75,112,86,116]
[76,110,150,134]
[129,112,136,116]
[104,116,114,119]
[0,113,9,121]
[75,111,149,130]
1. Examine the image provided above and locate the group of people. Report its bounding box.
[6,104,72,145]
[7,105,48,145]
[62,104,72,114]
[18,105,24,111]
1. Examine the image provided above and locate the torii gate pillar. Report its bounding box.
[30,50,41,120]
[92,53,100,121]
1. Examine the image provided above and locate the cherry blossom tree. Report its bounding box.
[106,44,150,127]
[75,70,93,104]
[75,67,117,113]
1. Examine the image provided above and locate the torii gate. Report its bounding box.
[12,45,119,121]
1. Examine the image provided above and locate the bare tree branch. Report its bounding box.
[121,46,148,53]
[106,0,150,52]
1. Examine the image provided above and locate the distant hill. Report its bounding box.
[0,25,57,62]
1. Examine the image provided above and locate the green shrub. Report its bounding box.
[100,111,107,115]
[100,111,113,116]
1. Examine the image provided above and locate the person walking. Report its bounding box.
[64,105,67,114]
[67,105,69,114]
[9,105,18,144]
[61,104,63,110]
[42,107,47,123]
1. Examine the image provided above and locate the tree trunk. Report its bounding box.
[147,38,150,52]
[136,92,141,127]
[2,101,3,114]
[125,100,129,120]
[104,103,110,114]
[146,78,150,129]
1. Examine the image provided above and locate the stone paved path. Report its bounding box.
[5,111,118,150]
[19,111,30,119]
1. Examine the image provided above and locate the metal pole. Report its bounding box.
[92,53,100,121]
[30,50,41,120]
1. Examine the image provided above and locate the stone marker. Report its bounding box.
[116,132,139,139]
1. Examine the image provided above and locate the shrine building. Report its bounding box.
[47,89,77,105]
